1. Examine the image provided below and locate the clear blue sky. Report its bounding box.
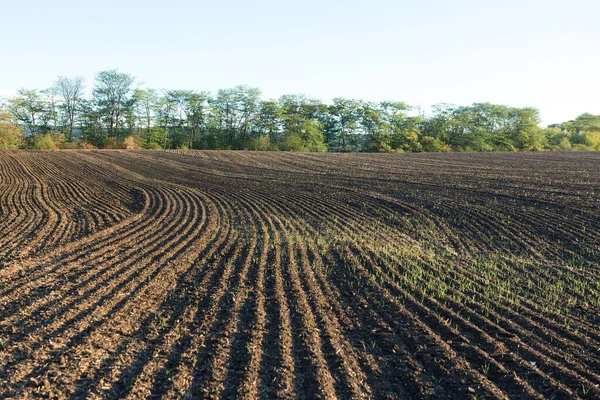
[1,0,598,125]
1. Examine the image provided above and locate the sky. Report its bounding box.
[1,0,598,125]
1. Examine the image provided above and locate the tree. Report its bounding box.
[278,95,327,152]
[507,107,542,150]
[5,68,600,153]
[182,91,210,148]
[256,100,281,144]
[55,76,85,142]
[361,102,391,152]
[559,113,600,134]
[32,135,57,149]
[79,99,104,146]
[92,69,135,138]
[421,103,456,146]
[210,86,261,149]
[155,92,177,148]
[133,88,162,147]
[378,101,422,152]
[8,89,47,138]
[552,113,600,150]
[0,110,21,149]
[327,98,362,151]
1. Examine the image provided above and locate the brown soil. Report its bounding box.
[0,150,599,399]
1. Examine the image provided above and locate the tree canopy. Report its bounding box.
[2,69,599,152]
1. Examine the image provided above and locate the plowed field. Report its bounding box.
[1,150,599,399]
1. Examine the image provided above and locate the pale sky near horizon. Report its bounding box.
[1,0,598,125]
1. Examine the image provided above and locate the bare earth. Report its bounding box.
[0,150,599,399]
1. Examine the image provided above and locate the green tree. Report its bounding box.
[0,111,22,149]
[92,69,135,138]
[559,113,600,134]
[278,95,327,152]
[554,113,600,150]
[326,98,362,151]
[207,86,261,149]
[79,98,104,147]
[184,91,210,149]
[32,134,57,149]
[40,87,59,135]
[361,102,391,152]
[133,88,158,146]
[54,76,85,142]
[249,133,276,150]
[8,89,47,138]
[255,100,281,144]
[379,101,422,152]
[421,103,456,145]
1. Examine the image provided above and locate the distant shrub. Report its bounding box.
[280,134,306,152]
[249,134,278,151]
[571,143,593,151]
[419,136,446,152]
[122,136,141,150]
[0,112,21,149]
[580,131,600,150]
[32,134,57,150]
[80,141,97,150]
[528,142,544,152]
[103,138,121,149]
[558,137,572,150]
[58,141,80,149]
[143,142,163,150]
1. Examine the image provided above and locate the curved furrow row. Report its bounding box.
[182,197,266,398]
[21,152,132,250]
[245,168,600,344]
[130,209,251,398]
[43,188,224,399]
[370,246,600,392]
[1,150,598,399]
[6,152,76,257]
[310,185,595,334]
[0,184,210,398]
[209,186,500,398]
[255,189,529,398]
[63,189,230,399]
[328,200,598,387]
[330,228,598,397]
[0,152,170,294]
[0,183,156,302]
[0,186,152,301]
[0,183,185,340]
[0,152,114,259]
[221,187,371,399]
[0,154,49,257]
[237,190,395,398]
[258,186,596,398]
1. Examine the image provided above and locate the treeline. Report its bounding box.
[1,69,599,152]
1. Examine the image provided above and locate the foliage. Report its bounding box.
[92,69,135,140]
[248,134,277,151]
[122,136,141,149]
[419,136,446,152]
[57,141,81,149]
[5,69,600,153]
[143,141,163,150]
[0,111,22,149]
[103,138,121,149]
[32,134,57,150]
[79,141,97,150]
